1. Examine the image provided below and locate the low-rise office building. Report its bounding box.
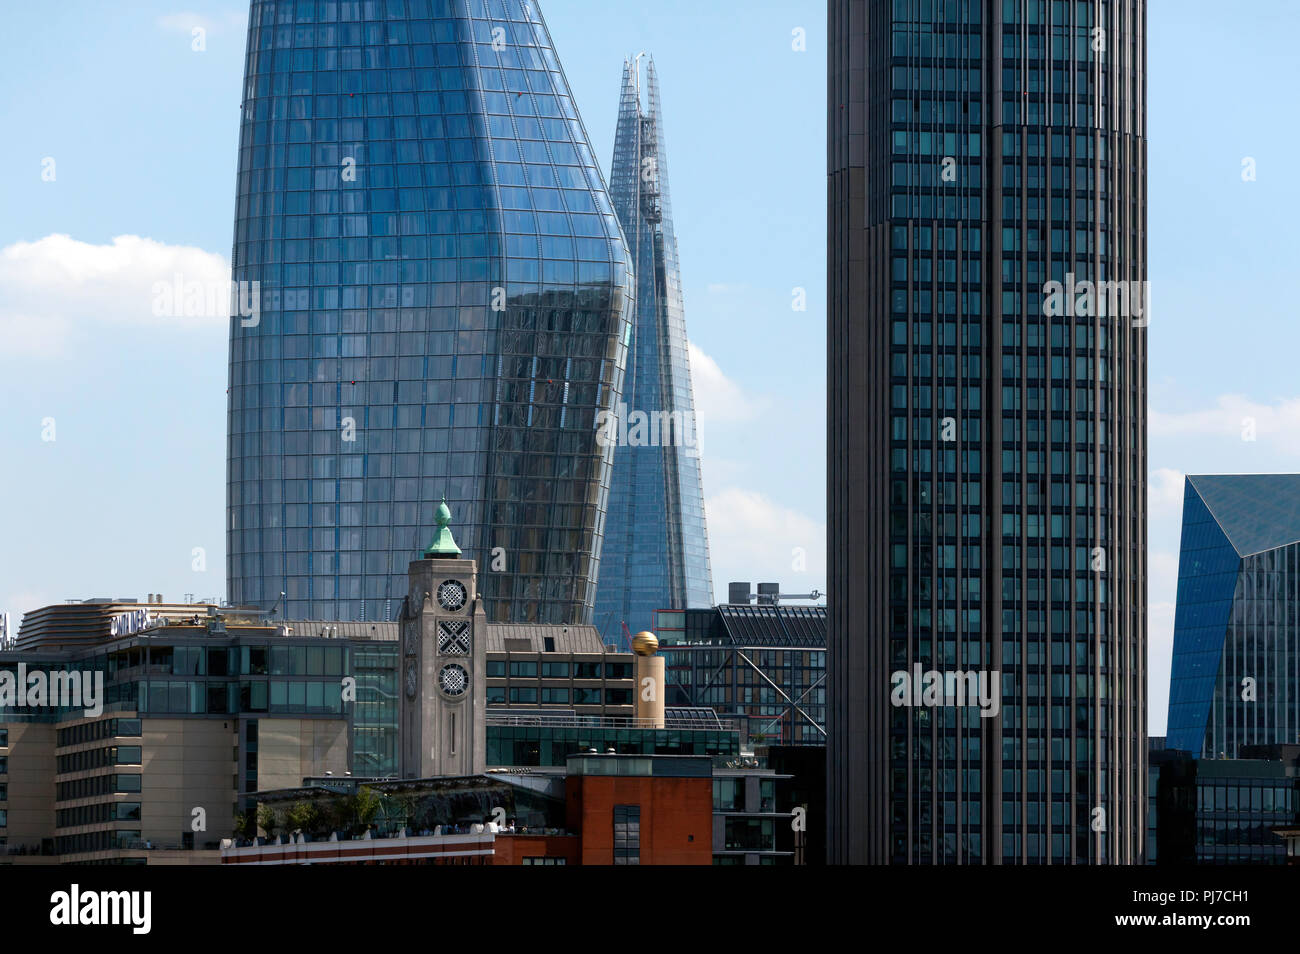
[2,513,797,865]
[654,584,826,746]
[1152,743,1300,865]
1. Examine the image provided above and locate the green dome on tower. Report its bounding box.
[423,497,461,558]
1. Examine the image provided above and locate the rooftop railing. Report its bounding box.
[485,712,736,733]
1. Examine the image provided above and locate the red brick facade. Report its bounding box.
[565,775,712,865]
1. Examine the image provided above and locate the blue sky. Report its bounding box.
[3,1,1299,735]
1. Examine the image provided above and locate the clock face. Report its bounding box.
[439,664,468,697]
[438,619,470,656]
[437,580,467,611]
[405,662,418,699]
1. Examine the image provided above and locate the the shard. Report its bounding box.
[593,55,713,643]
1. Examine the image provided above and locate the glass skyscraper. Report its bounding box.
[829,0,1147,864]
[1167,475,1300,760]
[592,56,712,641]
[226,0,633,625]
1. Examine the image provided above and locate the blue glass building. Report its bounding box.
[226,0,633,625]
[592,56,713,642]
[1167,475,1300,758]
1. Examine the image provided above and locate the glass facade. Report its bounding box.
[655,606,827,745]
[0,631,400,778]
[1167,475,1300,759]
[1193,770,1292,864]
[592,56,712,642]
[486,723,737,766]
[829,0,1147,864]
[226,0,634,625]
[1152,750,1295,866]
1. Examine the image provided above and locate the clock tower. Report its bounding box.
[399,499,486,778]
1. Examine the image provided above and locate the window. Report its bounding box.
[613,805,640,865]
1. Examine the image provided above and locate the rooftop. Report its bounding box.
[1186,474,1300,557]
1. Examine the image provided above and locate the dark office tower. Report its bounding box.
[226,0,633,625]
[1167,475,1300,760]
[592,56,713,640]
[828,0,1147,864]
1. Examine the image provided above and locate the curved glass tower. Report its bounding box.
[592,56,712,642]
[226,0,632,625]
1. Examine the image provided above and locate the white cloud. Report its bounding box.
[704,487,825,597]
[0,234,232,357]
[1148,467,1186,515]
[688,341,763,428]
[1151,394,1300,453]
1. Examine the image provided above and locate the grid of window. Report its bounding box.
[613,804,640,864]
[486,725,737,767]
[56,719,142,748]
[485,654,634,709]
[56,746,142,775]
[664,647,826,745]
[883,0,1145,864]
[226,0,634,626]
[1195,778,1292,864]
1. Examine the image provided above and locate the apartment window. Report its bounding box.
[613,805,640,865]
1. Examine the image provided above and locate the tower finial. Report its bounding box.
[423,496,461,558]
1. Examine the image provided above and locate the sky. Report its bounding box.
[2,1,1298,736]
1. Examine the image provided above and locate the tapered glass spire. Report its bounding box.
[593,56,713,642]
